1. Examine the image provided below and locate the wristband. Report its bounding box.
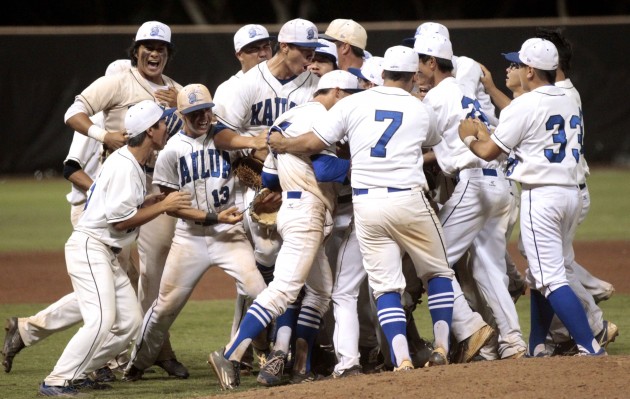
[87,125,108,143]
[463,135,478,148]
[203,212,219,226]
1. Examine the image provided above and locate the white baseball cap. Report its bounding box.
[104,59,132,77]
[414,33,453,61]
[233,24,273,52]
[320,19,368,50]
[135,21,171,44]
[125,100,175,138]
[316,70,362,92]
[504,38,559,71]
[177,84,215,115]
[315,38,338,64]
[382,45,418,73]
[278,18,326,48]
[348,56,384,86]
[415,22,450,39]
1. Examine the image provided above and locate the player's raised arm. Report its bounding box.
[267,130,327,155]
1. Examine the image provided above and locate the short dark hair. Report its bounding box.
[382,70,415,82]
[313,88,332,97]
[349,44,365,58]
[536,27,572,76]
[419,54,453,73]
[535,68,557,85]
[313,53,338,69]
[127,132,147,147]
[127,39,175,68]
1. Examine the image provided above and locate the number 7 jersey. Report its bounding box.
[491,85,581,186]
[312,86,441,190]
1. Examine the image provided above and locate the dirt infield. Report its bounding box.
[1,241,628,398]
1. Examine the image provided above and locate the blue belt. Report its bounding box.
[482,168,497,176]
[578,183,586,190]
[352,187,411,196]
[287,191,302,199]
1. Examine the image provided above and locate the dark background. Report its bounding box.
[1,2,629,174]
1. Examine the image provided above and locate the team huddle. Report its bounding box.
[1,17,619,397]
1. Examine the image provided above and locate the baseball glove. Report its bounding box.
[233,155,264,190]
[250,188,281,229]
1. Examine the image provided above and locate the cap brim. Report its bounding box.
[401,37,415,48]
[348,67,368,81]
[239,36,276,51]
[319,33,339,42]
[341,88,364,93]
[289,41,327,48]
[180,103,215,115]
[502,52,521,64]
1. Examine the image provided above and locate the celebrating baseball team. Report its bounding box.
[1,16,620,397]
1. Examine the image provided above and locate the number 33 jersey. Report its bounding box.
[313,86,441,190]
[491,85,581,186]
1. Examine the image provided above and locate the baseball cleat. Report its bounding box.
[208,349,240,390]
[452,325,495,364]
[121,364,144,382]
[3,317,25,373]
[71,377,113,390]
[427,347,448,366]
[38,382,79,397]
[576,348,607,357]
[154,358,189,379]
[596,320,619,349]
[502,348,527,360]
[256,349,286,386]
[324,364,363,380]
[289,370,321,384]
[91,365,116,383]
[393,359,414,372]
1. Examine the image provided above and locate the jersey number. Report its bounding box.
[461,96,489,125]
[544,114,582,163]
[370,110,402,158]
[211,186,230,208]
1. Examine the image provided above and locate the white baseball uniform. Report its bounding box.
[214,62,320,268]
[425,76,526,358]
[128,129,266,371]
[44,146,144,386]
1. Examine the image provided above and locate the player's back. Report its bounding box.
[495,85,580,186]
[327,86,439,189]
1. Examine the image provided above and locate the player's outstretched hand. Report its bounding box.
[155,87,179,108]
[143,192,166,207]
[250,133,268,151]
[160,191,192,213]
[218,206,244,224]
[104,131,128,150]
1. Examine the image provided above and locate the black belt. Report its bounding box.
[578,183,586,190]
[352,187,411,196]
[109,246,122,255]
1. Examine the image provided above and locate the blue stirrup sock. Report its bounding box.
[294,305,322,373]
[376,292,409,366]
[274,303,299,354]
[529,289,555,356]
[427,277,454,351]
[548,285,599,354]
[224,301,272,361]
[256,262,275,285]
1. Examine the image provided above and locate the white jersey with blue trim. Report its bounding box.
[491,85,580,186]
[453,55,499,128]
[424,76,503,176]
[152,130,236,233]
[556,78,589,184]
[75,146,146,248]
[213,71,243,132]
[64,112,104,205]
[262,101,338,212]
[214,61,319,137]
[313,85,441,190]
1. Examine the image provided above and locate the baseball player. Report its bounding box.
[320,19,367,71]
[213,23,275,374]
[64,21,189,378]
[39,101,192,397]
[307,38,338,77]
[269,45,456,371]
[2,60,137,381]
[123,84,267,382]
[459,38,603,357]
[416,33,527,359]
[208,70,358,390]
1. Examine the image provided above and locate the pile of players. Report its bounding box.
[1,17,618,397]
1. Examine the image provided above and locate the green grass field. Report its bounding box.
[0,168,628,398]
